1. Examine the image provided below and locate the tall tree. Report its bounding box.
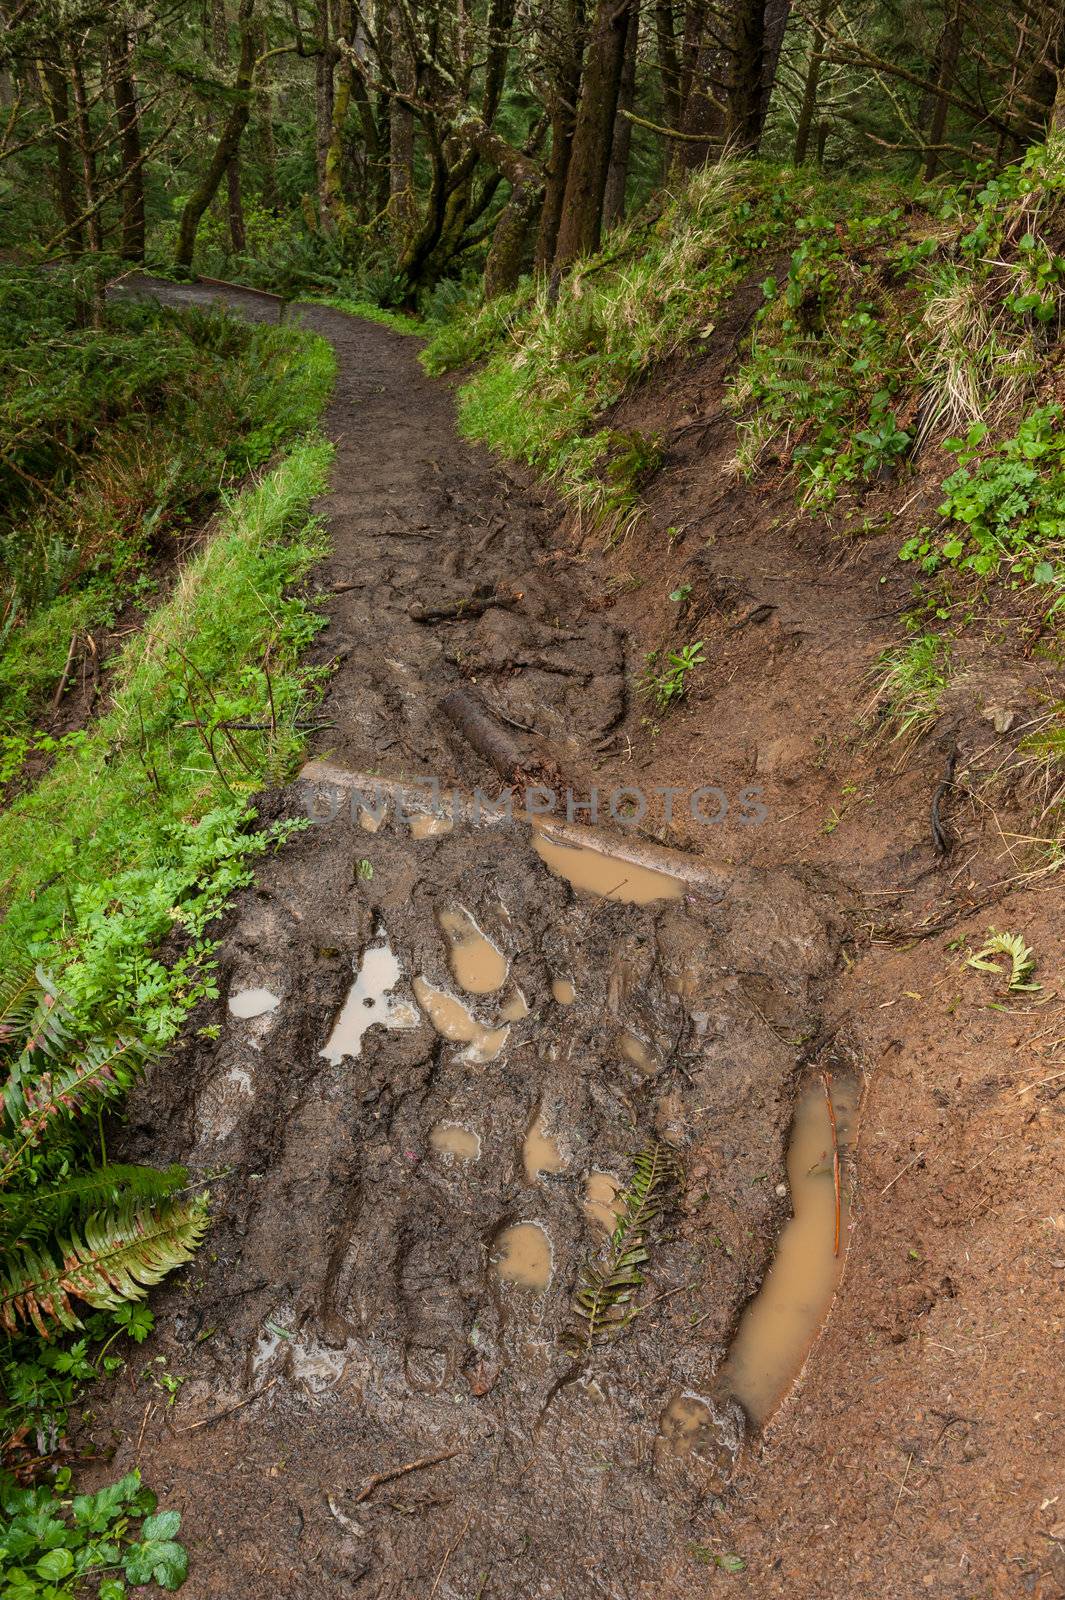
[554,0,637,265]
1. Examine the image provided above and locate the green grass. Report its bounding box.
[305,294,425,336]
[0,437,333,1042]
[0,271,336,775]
[868,631,952,740]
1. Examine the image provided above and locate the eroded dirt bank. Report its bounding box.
[84,285,1063,1600]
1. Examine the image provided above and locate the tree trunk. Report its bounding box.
[655,0,682,127]
[725,0,769,150]
[40,63,83,253]
[175,0,257,270]
[256,24,279,210]
[794,0,829,163]
[756,0,791,143]
[553,0,636,267]
[315,0,334,225]
[212,0,246,252]
[389,17,416,240]
[111,29,145,261]
[69,52,102,253]
[533,0,585,272]
[485,179,543,295]
[602,1,639,228]
[323,0,355,232]
[923,3,962,179]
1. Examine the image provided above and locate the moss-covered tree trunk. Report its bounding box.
[175,0,256,271]
[553,0,635,267]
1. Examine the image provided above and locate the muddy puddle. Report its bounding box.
[551,975,575,1005]
[438,907,508,993]
[228,986,280,1019]
[583,1170,624,1233]
[430,1121,481,1161]
[493,1221,553,1291]
[319,934,419,1063]
[720,1076,858,1425]
[532,828,683,904]
[523,1111,563,1182]
[412,976,509,1061]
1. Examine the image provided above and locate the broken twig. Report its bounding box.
[353,1448,460,1506]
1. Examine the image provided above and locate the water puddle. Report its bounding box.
[655,1392,717,1462]
[583,1171,624,1233]
[532,832,683,905]
[291,1341,347,1392]
[430,1122,481,1162]
[619,1032,656,1074]
[228,987,280,1019]
[720,1077,858,1426]
[412,977,509,1062]
[359,806,385,832]
[320,936,420,1064]
[500,989,529,1022]
[492,1222,552,1291]
[523,1112,563,1183]
[409,811,453,839]
[438,908,508,993]
[551,977,575,1006]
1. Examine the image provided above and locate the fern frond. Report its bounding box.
[0,963,39,1043]
[0,1162,187,1247]
[0,1193,209,1337]
[566,1143,681,1353]
[966,928,1041,992]
[0,1036,150,1180]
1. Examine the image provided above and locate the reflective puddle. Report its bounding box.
[523,1112,563,1183]
[583,1171,624,1233]
[720,1077,858,1425]
[492,1222,552,1291]
[228,987,280,1019]
[320,937,420,1064]
[439,908,508,993]
[551,976,575,1006]
[532,832,683,905]
[430,1121,481,1161]
[412,977,509,1062]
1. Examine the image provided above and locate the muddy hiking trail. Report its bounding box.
[87,282,1064,1600]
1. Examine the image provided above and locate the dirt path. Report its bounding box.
[86,285,1063,1599]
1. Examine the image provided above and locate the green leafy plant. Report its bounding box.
[566,1144,680,1353]
[0,967,207,1351]
[965,929,1041,993]
[0,1467,187,1595]
[640,642,706,710]
[900,409,1065,603]
[868,632,951,739]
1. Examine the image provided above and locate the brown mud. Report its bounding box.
[81,281,1064,1599]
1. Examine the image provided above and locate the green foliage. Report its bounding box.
[965,928,1041,993]
[734,206,915,505]
[900,409,1065,605]
[0,1467,187,1595]
[422,162,821,535]
[640,642,706,710]
[567,1144,680,1353]
[869,631,951,739]
[0,268,335,762]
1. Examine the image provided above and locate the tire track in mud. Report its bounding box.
[93,283,854,1599]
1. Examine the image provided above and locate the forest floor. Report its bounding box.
[79,280,1065,1600]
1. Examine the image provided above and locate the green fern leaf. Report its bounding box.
[1,1035,150,1177]
[0,1193,209,1337]
[0,1162,187,1247]
[566,1142,681,1352]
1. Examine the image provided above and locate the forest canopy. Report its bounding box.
[2,0,1064,306]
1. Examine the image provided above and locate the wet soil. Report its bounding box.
[81,281,1065,1599]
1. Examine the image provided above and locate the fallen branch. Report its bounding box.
[352,1447,460,1505]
